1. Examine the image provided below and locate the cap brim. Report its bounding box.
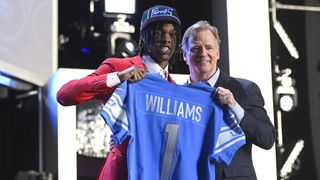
[141,16,181,31]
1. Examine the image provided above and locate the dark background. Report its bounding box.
[1,0,319,179]
[57,0,230,74]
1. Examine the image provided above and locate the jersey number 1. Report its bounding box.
[160,124,179,180]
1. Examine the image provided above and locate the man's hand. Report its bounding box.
[214,87,237,108]
[118,66,146,83]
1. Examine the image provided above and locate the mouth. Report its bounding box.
[158,45,171,54]
[196,59,211,64]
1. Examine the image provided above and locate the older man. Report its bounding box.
[182,20,276,180]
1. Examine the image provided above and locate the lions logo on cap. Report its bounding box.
[140,5,181,31]
[147,7,173,18]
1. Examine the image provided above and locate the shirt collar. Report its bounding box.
[207,68,220,87]
[142,55,169,79]
[187,68,220,86]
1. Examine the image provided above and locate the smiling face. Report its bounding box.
[183,29,220,82]
[147,22,177,68]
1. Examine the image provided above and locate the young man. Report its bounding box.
[56,5,182,180]
[181,20,276,180]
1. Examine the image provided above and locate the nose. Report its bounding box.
[160,33,172,44]
[199,47,208,57]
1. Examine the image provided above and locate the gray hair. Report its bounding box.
[182,20,221,52]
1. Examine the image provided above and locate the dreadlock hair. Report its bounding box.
[138,22,182,69]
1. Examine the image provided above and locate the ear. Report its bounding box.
[216,48,220,61]
[182,50,189,65]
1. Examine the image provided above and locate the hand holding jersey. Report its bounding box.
[117,66,146,83]
[214,87,237,108]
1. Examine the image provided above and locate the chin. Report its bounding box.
[198,68,212,73]
[154,58,168,64]
[160,56,171,61]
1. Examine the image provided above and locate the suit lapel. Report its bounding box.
[129,56,145,70]
[215,71,230,88]
[216,71,247,106]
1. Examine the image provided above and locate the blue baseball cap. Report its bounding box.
[140,5,181,31]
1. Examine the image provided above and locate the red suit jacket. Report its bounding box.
[56,55,175,180]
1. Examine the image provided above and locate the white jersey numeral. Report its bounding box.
[160,123,179,180]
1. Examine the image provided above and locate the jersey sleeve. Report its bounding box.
[212,108,246,166]
[100,80,130,144]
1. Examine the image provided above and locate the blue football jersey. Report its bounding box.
[100,73,246,180]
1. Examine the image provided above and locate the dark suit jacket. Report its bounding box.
[214,71,276,180]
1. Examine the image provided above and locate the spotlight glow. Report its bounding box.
[279,95,294,112]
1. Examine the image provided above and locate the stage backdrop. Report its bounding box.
[0,0,58,86]
[227,0,277,179]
